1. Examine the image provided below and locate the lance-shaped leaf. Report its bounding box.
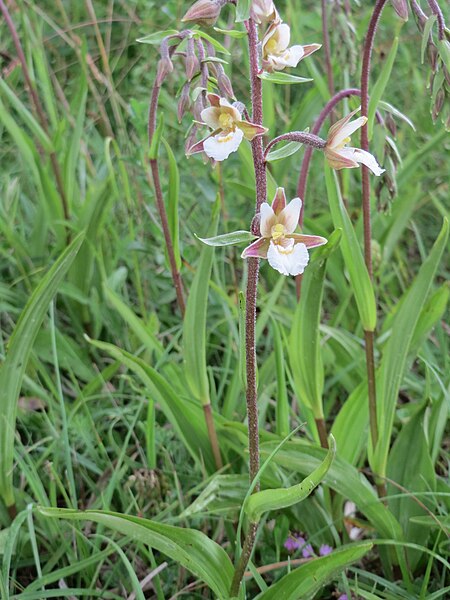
[255,542,372,600]
[196,230,255,247]
[368,37,399,140]
[37,507,234,599]
[236,0,251,22]
[325,165,377,332]
[245,435,336,522]
[258,71,313,85]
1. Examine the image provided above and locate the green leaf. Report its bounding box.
[136,30,179,44]
[238,291,247,391]
[368,37,399,140]
[149,114,164,160]
[438,39,450,73]
[162,137,181,270]
[325,165,377,332]
[192,30,230,55]
[266,141,303,162]
[378,100,416,131]
[272,320,289,438]
[421,16,437,64]
[0,233,84,507]
[258,71,313,85]
[289,229,341,420]
[213,27,247,38]
[245,436,336,522]
[37,507,234,599]
[183,199,220,405]
[235,0,251,22]
[371,218,449,476]
[196,230,254,247]
[256,542,372,599]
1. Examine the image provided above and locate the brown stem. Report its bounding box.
[315,418,329,449]
[321,0,335,97]
[148,84,186,316]
[203,403,223,470]
[230,17,266,597]
[0,0,70,224]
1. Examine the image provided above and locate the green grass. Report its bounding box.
[0,0,449,598]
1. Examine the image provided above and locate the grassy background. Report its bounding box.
[0,0,449,598]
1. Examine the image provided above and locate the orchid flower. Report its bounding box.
[187,94,267,161]
[324,107,385,176]
[241,188,327,276]
[262,22,321,72]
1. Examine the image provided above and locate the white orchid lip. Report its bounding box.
[262,22,321,72]
[187,93,267,161]
[325,107,385,176]
[241,187,327,276]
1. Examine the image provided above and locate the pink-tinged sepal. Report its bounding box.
[206,93,221,107]
[241,237,270,259]
[271,187,287,214]
[288,234,328,248]
[302,44,322,59]
[324,148,359,170]
[237,121,268,140]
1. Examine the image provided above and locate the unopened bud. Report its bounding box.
[182,0,223,26]
[250,0,277,25]
[156,56,173,85]
[432,89,445,122]
[216,65,234,98]
[427,43,438,73]
[186,38,200,81]
[193,93,205,121]
[178,84,191,122]
[391,0,408,21]
[385,113,397,137]
[185,125,199,156]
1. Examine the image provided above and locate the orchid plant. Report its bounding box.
[141,0,449,597]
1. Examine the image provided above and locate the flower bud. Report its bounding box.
[185,38,200,81]
[391,0,408,21]
[182,0,223,26]
[250,0,277,25]
[432,89,445,122]
[193,93,205,121]
[156,56,173,85]
[178,83,191,123]
[216,65,234,98]
[385,113,397,138]
[185,125,199,156]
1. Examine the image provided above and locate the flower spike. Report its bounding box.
[241,187,327,276]
[324,107,385,176]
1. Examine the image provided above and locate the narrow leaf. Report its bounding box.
[258,71,313,85]
[196,230,254,247]
[236,0,251,22]
[368,37,399,140]
[266,141,303,162]
[136,30,179,44]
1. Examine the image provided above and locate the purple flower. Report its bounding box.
[284,536,300,552]
[319,543,333,556]
[338,595,348,600]
[301,543,314,558]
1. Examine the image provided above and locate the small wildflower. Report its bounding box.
[319,543,333,556]
[262,22,321,72]
[301,543,314,558]
[242,188,327,276]
[185,38,200,81]
[284,534,301,552]
[324,107,385,176]
[187,93,267,161]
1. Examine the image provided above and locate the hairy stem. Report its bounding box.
[321,0,335,97]
[148,84,186,316]
[0,0,70,224]
[360,1,387,474]
[230,16,266,597]
[264,131,326,161]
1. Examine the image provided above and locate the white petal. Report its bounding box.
[201,107,221,130]
[351,148,385,176]
[331,116,367,149]
[203,128,244,161]
[260,202,276,237]
[275,23,291,52]
[277,197,302,233]
[267,241,309,276]
[279,45,305,68]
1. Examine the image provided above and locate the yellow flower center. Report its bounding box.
[219,112,235,131]
[265,37,279,55]
[336,136,351,150]
[271,223,285,241]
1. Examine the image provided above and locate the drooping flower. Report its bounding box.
[391,0,408,20]
[187,93,267,161]
[241,188,327,276]
[324,107,385,176]
[262,22,321,72]
[251,0,278,25]
[182,0,223,26]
